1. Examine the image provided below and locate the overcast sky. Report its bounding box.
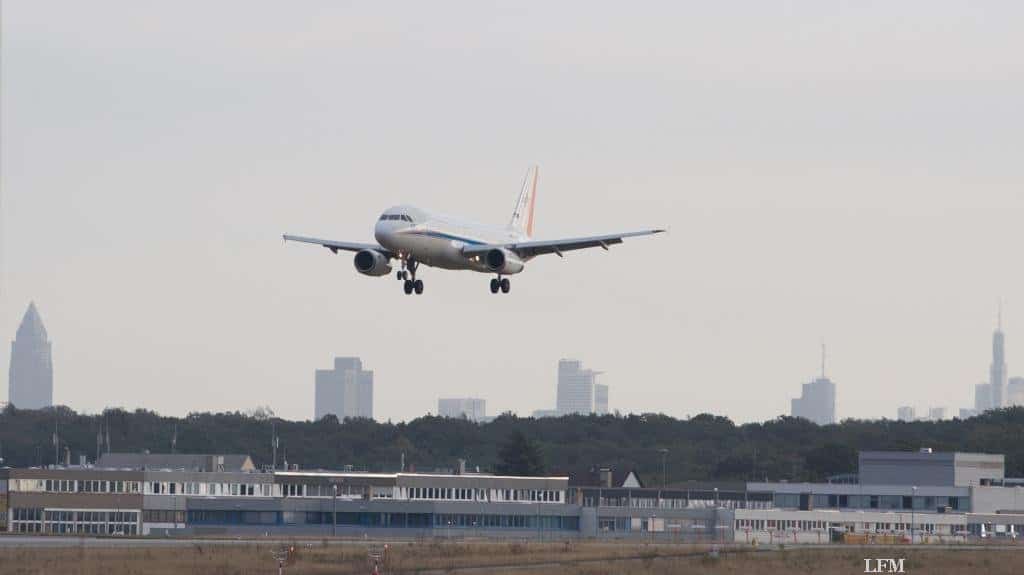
[3,1,1023,423]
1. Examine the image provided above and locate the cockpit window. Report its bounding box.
[380,214,413,222]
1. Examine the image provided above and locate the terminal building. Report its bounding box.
[2,449,1024,542]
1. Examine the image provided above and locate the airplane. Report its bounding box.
[283,167,664,295]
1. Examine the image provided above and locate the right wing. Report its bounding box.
[461,229,665,258]
[283,234,394,258]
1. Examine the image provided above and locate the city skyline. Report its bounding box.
[4,314,1023,423]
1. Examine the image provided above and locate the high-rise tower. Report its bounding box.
[314,357,373,420]
[990,304,1008,409]
[556,359,599,415]
[8,302,54,409]
[790,344,837,425]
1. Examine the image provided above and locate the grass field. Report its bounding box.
[2,540,1024,574]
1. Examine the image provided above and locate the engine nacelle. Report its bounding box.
[484,248,525,274]
[353,250,392,276]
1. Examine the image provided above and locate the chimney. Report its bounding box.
[79,454,87,467]
[457,459,466,475]
[63,446,71,467]
[600,468,613,488]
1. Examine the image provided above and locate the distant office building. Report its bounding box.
[8,302,53,410]
[790,376,836,425]
[556,359,600,415]
[990,312,1008,409]
[314,357,373,421]
[594,384,609,415]
[928,407,948,421]
[897,406,916,422]
[531,409,559,418]
[438,398,486,421]
[959,408,979,419]
[975,382,992,413]
[1007,377,1024,407]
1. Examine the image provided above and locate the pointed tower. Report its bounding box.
[990,302,1008,409]
[8,302,54,409]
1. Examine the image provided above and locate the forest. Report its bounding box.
[3,404,1024,483]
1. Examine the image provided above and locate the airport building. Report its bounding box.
[3,449,1024,542]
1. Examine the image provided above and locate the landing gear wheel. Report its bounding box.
[403,280,414,295]
[500,278,511,293]
[413,279,424,295]
[490,278,500,294]
[396,271,405,281]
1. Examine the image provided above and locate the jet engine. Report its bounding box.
[353,250,392,276]
[484,248,525,274]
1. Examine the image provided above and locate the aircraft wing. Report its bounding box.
[283,234,394,257]
[462,229,665,258]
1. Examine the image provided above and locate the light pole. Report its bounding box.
[658,449,669,488]
[911,486,917,544]
[332,484,338,537]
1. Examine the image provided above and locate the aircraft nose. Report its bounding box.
[374,220,389,244]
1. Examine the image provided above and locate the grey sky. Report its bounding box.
[2,1,1023,423]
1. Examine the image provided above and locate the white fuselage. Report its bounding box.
[374,205,529,273]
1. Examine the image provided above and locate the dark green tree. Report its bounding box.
[495,430,546,476]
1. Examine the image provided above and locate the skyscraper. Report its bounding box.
[594,384,609,415]
[790,377,836,425]
[790,346,836,425]
[314,357,373,421]
[975,382,992,413]
[8,302,54,409]
[897,406,916,422]
[1007,377,1024,407]
[990,309,1008,409]
[556,359,599,415]
[437,398,486,421]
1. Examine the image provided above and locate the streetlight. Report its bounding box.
[332,484,338,537]
[911,486,917,544]
[658,449,669,489]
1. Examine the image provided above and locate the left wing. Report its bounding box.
[283,234,395,258]
[461,229,665,258]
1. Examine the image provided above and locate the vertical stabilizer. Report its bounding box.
[508,165,539,238]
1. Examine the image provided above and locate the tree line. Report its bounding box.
[3,404,1024,483]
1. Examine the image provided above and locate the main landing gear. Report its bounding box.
[397,260,423,295]
[489,277,511,294]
